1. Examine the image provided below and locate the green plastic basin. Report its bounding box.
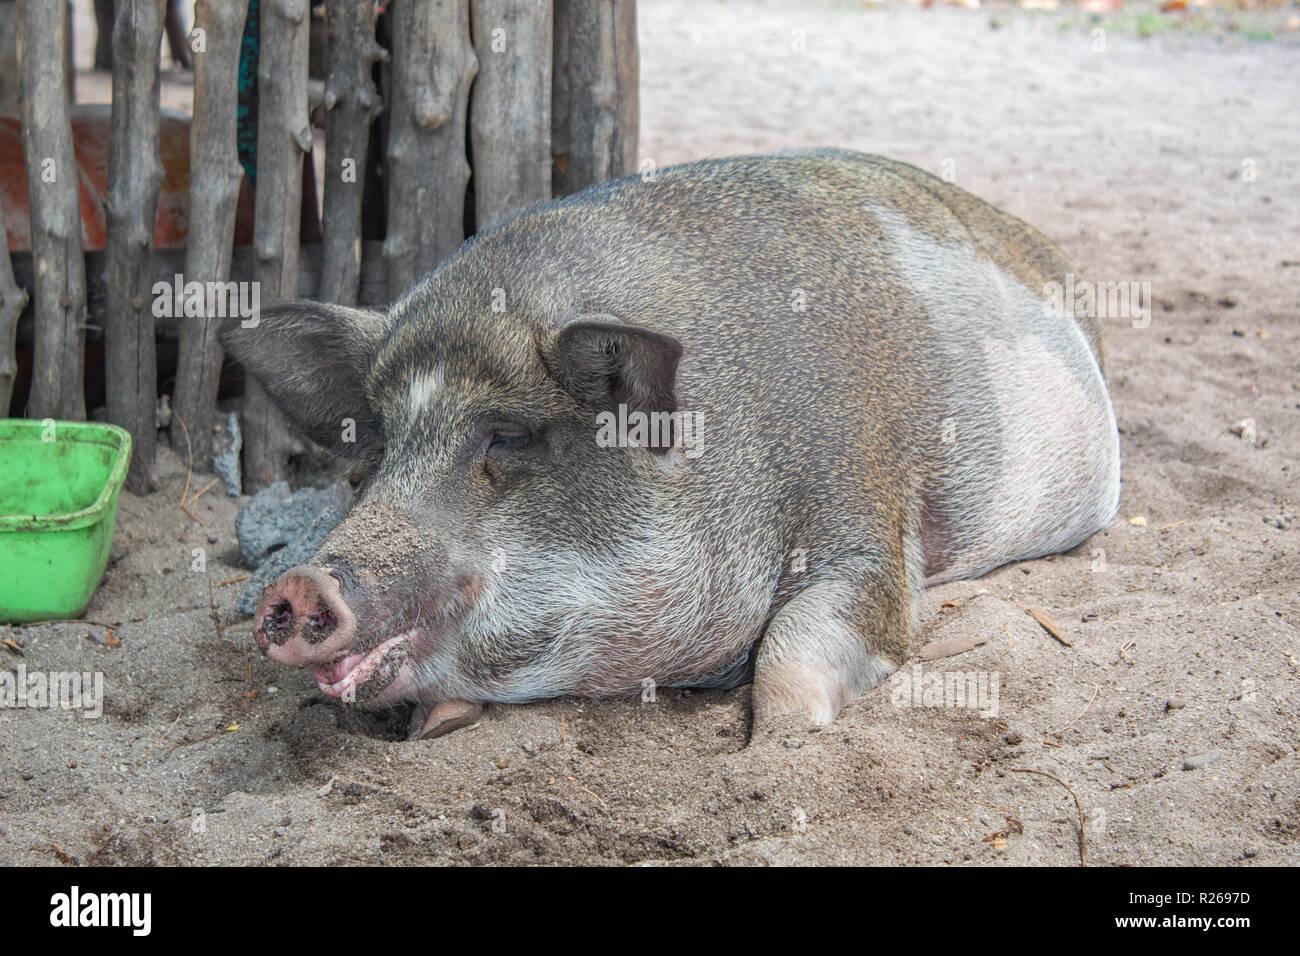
[0,419,132,622]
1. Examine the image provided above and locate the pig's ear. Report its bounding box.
[220,301,391,461]
[547,315,682,424]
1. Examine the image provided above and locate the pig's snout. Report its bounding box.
[254,566,356,667]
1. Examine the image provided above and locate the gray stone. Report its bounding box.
[213,412,243,497]
[235,480,353,568]
[234,479,354,615]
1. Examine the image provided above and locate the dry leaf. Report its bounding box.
[1128,515,1147,527]
[1026,608,1073,647]
[918,635,990,661]
[3,637,24,657]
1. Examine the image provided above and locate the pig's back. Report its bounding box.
[480,150,1119,581]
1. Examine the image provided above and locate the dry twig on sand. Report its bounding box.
[1010,767,1087,866]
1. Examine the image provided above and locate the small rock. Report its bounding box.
[493,757,508,769]
[782,737,803,749]
[212,412,243,497]
[235,481,353,567]
[1183,753,1220,771]
[1165,698,1187,711]
[316,775,337,797]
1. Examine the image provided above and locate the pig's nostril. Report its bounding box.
[306,607,337,634]
[264,600,294,637]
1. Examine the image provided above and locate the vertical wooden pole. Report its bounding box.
[0,201,30,415]
[551,0,638,198]
[384,0,477,301]
[244,0,311,491]
[319,0,384,306]
[469,0,553,229]
[0,2,22,113]
[104,0,167,493]
[172,0,249,469]
[16,0,87,421]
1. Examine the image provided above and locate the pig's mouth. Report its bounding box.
[312,628,421,701]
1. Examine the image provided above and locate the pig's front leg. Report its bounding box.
[408,698,483,740]
[750,548,913,740]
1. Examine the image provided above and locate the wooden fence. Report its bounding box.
[3,0,638,493]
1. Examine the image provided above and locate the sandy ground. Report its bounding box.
[2,0,1297,866]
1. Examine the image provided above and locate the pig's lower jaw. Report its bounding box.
[313,629,418,702]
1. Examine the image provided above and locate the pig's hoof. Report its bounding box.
[408,699,483,740]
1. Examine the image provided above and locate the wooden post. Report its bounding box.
[384,0,477,300]
[0,200,30,415]
[551,0,638,198]
[16,0,87,420]
[319,0,384,306]
[469,0,553,229]
[244,0,311,491]
[0,2,21,113]
[104,0,167,493]
[172,0,249,469]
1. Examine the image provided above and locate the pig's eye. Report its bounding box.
[487,429,533,455]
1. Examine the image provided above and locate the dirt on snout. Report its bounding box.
[1,0,1297,866]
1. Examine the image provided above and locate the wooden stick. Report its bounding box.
[16,0,87,419]
[1010,767,1087,866]
[1050,685,1100,738]
[1026,607,1073,647]
[172,409,204,525]
[172,0,250,470]
[384,0,477,299]
[0,197,29,413]
[469,0,553,228]
[319,0,384,306]
[105,0,167,493]
[551,0,638,197]
[244,0,312,491]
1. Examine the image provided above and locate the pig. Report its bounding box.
[222,149,1120,741]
